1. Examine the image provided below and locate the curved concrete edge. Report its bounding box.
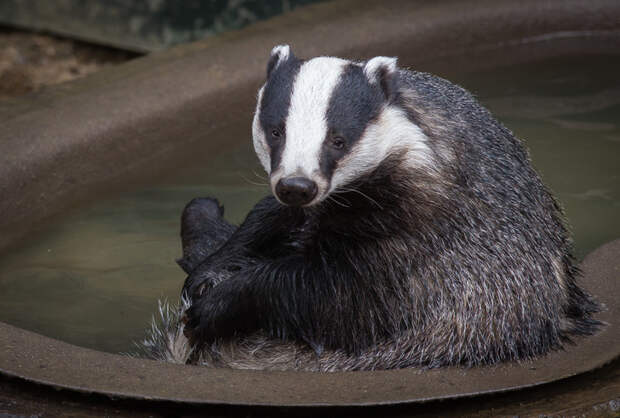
[0,239,618,407]
[1,0,620,253]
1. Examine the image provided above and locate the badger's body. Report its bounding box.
[139,46,599,370]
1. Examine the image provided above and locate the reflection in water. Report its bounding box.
[0,54,619,353]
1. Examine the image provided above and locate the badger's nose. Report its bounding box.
[275,177,318,206]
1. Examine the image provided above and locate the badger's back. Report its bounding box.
[385,69,600,365]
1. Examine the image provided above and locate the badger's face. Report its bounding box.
[252,45,429,207]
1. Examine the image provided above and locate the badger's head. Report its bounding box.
[252,45,431,207]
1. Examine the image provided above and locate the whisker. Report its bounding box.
[238,172,269,187]
[333,192,353,207]
[327,195,350,208]
[335,187,384,210]
[252,170,268,181]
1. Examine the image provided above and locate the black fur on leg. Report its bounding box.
[177,197,237,274]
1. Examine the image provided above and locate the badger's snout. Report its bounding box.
[275,177,318,206]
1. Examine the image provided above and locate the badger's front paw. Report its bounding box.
[182,276,259,346]
[182,264,233,305]
[181,287,235,346]
[178,197,237,274]
[181,294,217,346]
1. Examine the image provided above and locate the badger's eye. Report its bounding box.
[331,136,346,150]
[271,129,281,139]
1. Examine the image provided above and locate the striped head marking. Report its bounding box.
[252,45,430,207]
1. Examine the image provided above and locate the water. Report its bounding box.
[0,53,618,354]
[451,54,620,258]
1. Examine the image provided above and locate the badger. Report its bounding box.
[138,45,600,371]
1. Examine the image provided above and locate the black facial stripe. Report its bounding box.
[259,56,302,173]
[320,64,385,181]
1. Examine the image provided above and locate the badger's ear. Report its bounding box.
[363,56,398,99]
[266,44,294,78]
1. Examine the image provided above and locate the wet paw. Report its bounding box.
[179,197,235,274]
[182,197,225,228]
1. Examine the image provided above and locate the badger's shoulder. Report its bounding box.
[394,69,535,192]
[394,69,512,144]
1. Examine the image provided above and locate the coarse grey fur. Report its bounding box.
[136,49,600,371]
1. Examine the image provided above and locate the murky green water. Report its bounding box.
[0,53,618,353]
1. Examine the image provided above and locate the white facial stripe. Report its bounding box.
[254,51,435,205]
[252,86,270,172]
[279,57,348,180]
[330,105,433,193]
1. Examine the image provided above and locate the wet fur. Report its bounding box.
[139,60,600,370]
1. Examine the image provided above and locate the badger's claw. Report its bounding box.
[181,307,202,344]
[182,300,205,344]
[182,266,228,305]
